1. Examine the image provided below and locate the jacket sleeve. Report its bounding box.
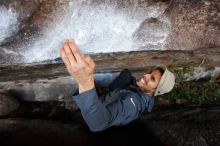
[72,88,142,132]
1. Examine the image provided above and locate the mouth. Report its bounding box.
[139,77,147,85]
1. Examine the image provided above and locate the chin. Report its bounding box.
[136,81,142,88]
[136,84,145,91]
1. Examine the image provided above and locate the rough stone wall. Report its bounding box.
[0,0,219,63]
[165,0,220,50]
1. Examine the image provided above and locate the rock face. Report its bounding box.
[0,0,66,51]
[165,0,220,50]
[0,77,78,102]
[0,0,219,63]
[0,117,165,146]
[141,105,220,146]
[0,102,219,146]
[0,47,220,81]
[0,92,19,116]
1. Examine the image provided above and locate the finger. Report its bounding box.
[60,47,71,72]
[68,40,85,65]
[63,41,78,67]
[83,55,96,69]
[60,47,70,66]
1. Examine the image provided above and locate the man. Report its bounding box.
[61,40,175,132]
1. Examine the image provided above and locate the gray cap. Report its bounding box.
[154,65,175,96]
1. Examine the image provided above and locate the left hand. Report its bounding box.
[60,40,96,93]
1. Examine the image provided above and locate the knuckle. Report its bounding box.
[70,65,78,71]
[70,69,76,73]
[81,64,87,69]
[64,45,69,51]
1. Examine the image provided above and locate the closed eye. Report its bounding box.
[151,76,155,82]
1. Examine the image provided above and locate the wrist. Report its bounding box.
[78,79,95,93]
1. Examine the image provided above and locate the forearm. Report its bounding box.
[72,88,111,132]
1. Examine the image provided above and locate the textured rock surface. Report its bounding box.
[0,92,19,116]
[0,0,219,63]
[141,105,220,146]
[0,47,219,82]
[0,102,219,146]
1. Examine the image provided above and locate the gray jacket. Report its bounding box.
[72,70,154,132]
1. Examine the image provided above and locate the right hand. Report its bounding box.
[60,40,96,93]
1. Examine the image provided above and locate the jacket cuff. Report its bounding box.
[72,87,99,111]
